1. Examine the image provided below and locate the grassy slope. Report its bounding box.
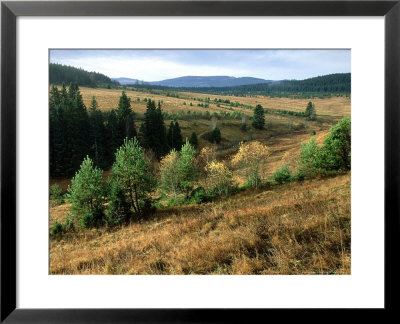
[49,86,351,274]
[50,173,350,275]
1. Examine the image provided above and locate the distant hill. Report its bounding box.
[148,76,272,87]
[49,63,119,88]
[111,77,143,85]
[134,73,351,97]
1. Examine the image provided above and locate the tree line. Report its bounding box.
[50,63,119,88]
[50,84,188,177]
[132,73,351,97]
[50,115,350,237]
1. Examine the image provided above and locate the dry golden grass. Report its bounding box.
[49,86,351,275]
[50,173,350,275]
[74,86,350,118]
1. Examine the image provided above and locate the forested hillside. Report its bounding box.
[50,63,119,88]
[134,73,351,97]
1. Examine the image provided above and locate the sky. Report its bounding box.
[50,49,350,81]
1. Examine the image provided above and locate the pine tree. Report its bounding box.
[106,175,132,225]
[252,104,265,129]
[111,138,155,216]
[66,156,105,228]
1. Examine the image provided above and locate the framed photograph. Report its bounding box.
[1,0,399,322]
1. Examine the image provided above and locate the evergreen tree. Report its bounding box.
[116,91,136,140]
[49,83,91,176]
[139,99,168,159]
[106,175,132,225]
[66,156,105,228]
[88,96,107,168]
[106,109,121,159]
[252,104,265,129]
[167,120,183,151]
[111,138,155,216]
[189,132,199,149]
[305,101,316,120]
[319,117,351,170]
[209,127,221,144]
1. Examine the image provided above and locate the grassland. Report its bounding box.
[50,86,351,274]
[50,173,350,275]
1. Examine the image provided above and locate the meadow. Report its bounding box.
[50,86,351,274]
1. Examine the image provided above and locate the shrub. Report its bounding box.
[319,117,351,171]
[159,150,180,199]
[272,164,292,184]
[50,184,64,206]
[189,187,210,204]
[232,141,270,188]
[50,221,65,239]
[296,136,321,180]
[205,161,233,195]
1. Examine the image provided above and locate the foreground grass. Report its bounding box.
[50,173,350,275]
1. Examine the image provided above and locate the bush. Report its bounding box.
[296,136,321,180]
[50,184,64,206]
[81,210,105,228]
[231,141,270,188]
[205,161,233,195]
[272,164,292,184]
[319,117,351,171]
[50,221,65,239]
[189,186,211,204]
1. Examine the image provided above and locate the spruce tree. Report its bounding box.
[140,99,168,159]
[167,120,183,151]
[189,132,199,149]
[88,96,107,169]
[305,101,316,121]
[209,127,221,144]
[252,104,265,129]
[116,91,136,140]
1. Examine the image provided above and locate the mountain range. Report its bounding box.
[112,76,273,88]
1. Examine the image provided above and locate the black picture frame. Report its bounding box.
[1,0,399,322]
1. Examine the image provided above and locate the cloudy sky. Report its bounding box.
[50,49,350,81]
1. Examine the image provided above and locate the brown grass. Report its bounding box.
[73,86,350,117]
[49,86,351,275]
[50,173,350,275]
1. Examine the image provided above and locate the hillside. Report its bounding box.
[49,82,351,275]
[149,76,272,87]
[49,63,119,88]
[50,173,351,275]
[135,73,351,97]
